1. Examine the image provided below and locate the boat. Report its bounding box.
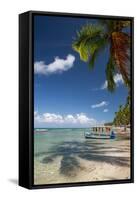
[84,126,116,139]
[34,128,48,133]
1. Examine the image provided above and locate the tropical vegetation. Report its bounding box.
[72,20,131,92]
[72,20,131,126]
[113,95,130,126]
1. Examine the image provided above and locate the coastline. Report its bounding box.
[34,137,130,185]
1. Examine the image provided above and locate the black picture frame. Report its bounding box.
[19,10,134,189]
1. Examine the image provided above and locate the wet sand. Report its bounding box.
[34,139,130,185]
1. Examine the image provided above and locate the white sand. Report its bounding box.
[34,140,130,185]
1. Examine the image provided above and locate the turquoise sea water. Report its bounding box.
[34,128,128,158]
[34,128,89,157]
[34,128,130,184]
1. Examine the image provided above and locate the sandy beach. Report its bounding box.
[34,136,130,185]
[33,15,132,186]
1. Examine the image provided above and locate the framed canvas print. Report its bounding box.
[19,11,134,189]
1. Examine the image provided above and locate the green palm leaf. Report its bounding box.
[72,21,130,92]
[72,24,108,66]
[106,55,116,92]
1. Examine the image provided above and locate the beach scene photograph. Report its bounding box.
[34,15,131,185]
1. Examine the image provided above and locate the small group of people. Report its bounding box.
[92,126,111,133]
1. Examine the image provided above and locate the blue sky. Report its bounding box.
[34,15,128,128]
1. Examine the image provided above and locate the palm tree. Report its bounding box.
[113,103,130,127]
[72,20,130,92]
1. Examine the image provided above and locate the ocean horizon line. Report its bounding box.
[34,127,90,129]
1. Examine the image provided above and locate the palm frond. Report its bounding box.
[72,21,131,93]
[88,37,108,69]
[72,24,107,65]
[88,50,97,69]
[98,20,130,32]
[98,20,115,32]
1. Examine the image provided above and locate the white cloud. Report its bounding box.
[103,109,108,112]
[34,111,41,121]
[91,101,108,108]
[34,54,75,75]
[34,111,37,116]
[101,81,108,90]
[43,113,64,123]
[76,113,95,124]
[34,112,96,127]
[101,73,124,90]
[64,114,77,123]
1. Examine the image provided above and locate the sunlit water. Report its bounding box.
[34,128,88,159]
[34,128,130,184]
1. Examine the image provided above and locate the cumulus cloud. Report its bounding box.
[91,101,108,108]
[101,73,124,90]
[34,54,75,75]
[103,109,109,112]
[64,114,77,124]
[34,112,96,126]
[34,111,41,121]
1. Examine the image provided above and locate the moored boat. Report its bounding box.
[34,128,48,133]
[84,126,116,139]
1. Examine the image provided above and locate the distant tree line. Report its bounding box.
[105,95,130,126]
[104,122,113,126]
[113,95,130,126]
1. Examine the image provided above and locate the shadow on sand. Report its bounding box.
[35,140,130,177]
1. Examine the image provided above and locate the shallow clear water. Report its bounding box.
[34,128,88,157]
[34,128,126,160]
[34,128,128,151]
[34,128,130,184]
